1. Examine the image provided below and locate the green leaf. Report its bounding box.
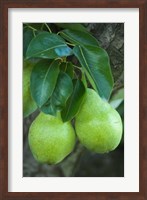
[109,88,124,109]
[55,23,88,32]
[26,32,73,59]
[59,29,99,47]
[30,59,60,107]
[50,72,73,109]
[60,62,74,79]
[23,28,34,57]
[41,72,73,115]
[60,62,67,72]
[61,79,86,122]
[23,27,52,58]
[73,45,114,100]
[66,62,74,79]
[40,99,57,116]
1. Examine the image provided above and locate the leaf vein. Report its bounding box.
[28,44,67,58]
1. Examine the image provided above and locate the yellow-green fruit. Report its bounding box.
[28,112,76,164]
[23,61,37,118]
[75,89,122,153]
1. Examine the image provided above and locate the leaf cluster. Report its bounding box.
[23,23,115,122]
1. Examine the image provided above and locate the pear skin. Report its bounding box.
[29,112,76,164]
[75,89,122,153]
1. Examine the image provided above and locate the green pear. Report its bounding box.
[75,88,122,153]
[23,61,37,118]
[28,112,76,164]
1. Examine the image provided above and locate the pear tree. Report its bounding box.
[23,23,123,165]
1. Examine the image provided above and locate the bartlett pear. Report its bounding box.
[75,89,122,153]
[23,61,37,118]
[29,112,76,164]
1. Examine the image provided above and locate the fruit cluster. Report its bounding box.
[23,23,123,165]
[28,88,122,165]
